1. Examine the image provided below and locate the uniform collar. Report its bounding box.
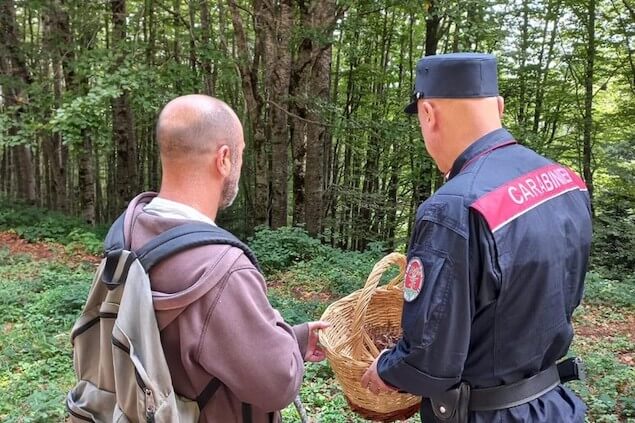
[446,127,516,181]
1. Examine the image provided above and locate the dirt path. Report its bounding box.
[575,303,635,366]
[0,231,100,266]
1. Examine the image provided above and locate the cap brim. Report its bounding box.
[404,100,417,114]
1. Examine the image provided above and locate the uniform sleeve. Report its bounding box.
[377,216,472,397]
[197,266,304,411]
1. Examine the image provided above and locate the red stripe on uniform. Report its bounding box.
[471,164,588,232]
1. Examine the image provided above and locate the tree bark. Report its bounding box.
[1,148,11,196]
[78,133,96,224]
[289,6,312,227]
[67,2,97,223]
[518,0,530,128]
[291,0,341,236]
[265,0,293,229]
[200,0,214,95]
[290,107,307,227]
[0,0,36,203]
[305,45,332,236]
[424,0,441,56]
[228,0,268,226]
[42,0,71,211]
[111,0,138,211]
[188,0,197,81]
[582,0,596,207]
[533,1,560,134]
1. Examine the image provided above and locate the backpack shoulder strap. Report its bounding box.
[134,223,260,415]
[135,222,260,273]
[101,221,260,290]
[104,211,126,253]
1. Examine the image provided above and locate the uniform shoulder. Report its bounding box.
[416,185,470,238]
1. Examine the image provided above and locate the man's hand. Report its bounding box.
[305,321,331,362]
[361,353,397,395]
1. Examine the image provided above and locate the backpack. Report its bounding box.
[66,213,259,422]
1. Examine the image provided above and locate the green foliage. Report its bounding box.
[250,226,328,273]
[0,263,92,422]
[0,223,633,422]
[287,247,385,297]
[49,59,167,148]
[585,272,635,309]
[0,201,106,254]
[592,192,635,282]
[268,293,326,326]
[571,335,635,422]
[65,229,104,256]
[282,362,381,423]
[251,226,386,297]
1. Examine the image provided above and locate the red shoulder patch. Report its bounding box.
[471,164,587,232]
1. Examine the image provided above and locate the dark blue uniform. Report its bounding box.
[377,128,592,422]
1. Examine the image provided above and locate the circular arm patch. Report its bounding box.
[404,257,424,302]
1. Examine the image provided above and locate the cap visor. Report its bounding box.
[404,101,417,114]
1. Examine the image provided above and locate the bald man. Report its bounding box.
[361,54,591,422]
[121,95,328,422]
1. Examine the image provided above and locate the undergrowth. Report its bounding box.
[0,202,633,422]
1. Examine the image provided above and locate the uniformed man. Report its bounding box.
[361,53,592,422]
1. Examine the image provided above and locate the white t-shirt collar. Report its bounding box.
[143,197,216,226]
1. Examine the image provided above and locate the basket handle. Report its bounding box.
[349,252,406,360]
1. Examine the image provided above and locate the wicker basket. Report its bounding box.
[318,253,421,422]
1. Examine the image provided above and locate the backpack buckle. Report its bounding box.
[102,250,138,290]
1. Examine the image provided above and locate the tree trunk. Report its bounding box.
[188,0,197,83]
[290,110,307,227]
[518,0,530,129]
[1,148,11,196]
[42,0,71,211]
[305,46,331,236]
[0,0,36,203]
[291,0,341,236]
[228,0,268,226]
[582,0,595,208]
[64,2,97,223]
[326,28,344,244]
[425,0,441,56]
[289,7,313,227]
[173,0,181,92]
[265,0,293,229]
[145,0,156,64]
[533,1,560,134]
[339,144,352,249]
[79,133,96,224]
[200,0,214,95]
[15,146,37,203]
[95,144,103,222]
[111,0,138,211]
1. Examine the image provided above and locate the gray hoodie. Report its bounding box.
[125,193,308,422]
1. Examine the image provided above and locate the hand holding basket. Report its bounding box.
[319,253,421,422]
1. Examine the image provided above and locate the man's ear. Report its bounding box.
[497,96,505,118]
[418,100,436,130]
[216,145,232,178]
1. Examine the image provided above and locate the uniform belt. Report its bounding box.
[468,358,585,411]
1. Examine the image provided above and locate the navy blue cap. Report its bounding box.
[404,53,499,114]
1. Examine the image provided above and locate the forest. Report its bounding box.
[1,0,632,249]
[1,0,634,422]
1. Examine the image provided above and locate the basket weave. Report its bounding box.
[319,253,421,422]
